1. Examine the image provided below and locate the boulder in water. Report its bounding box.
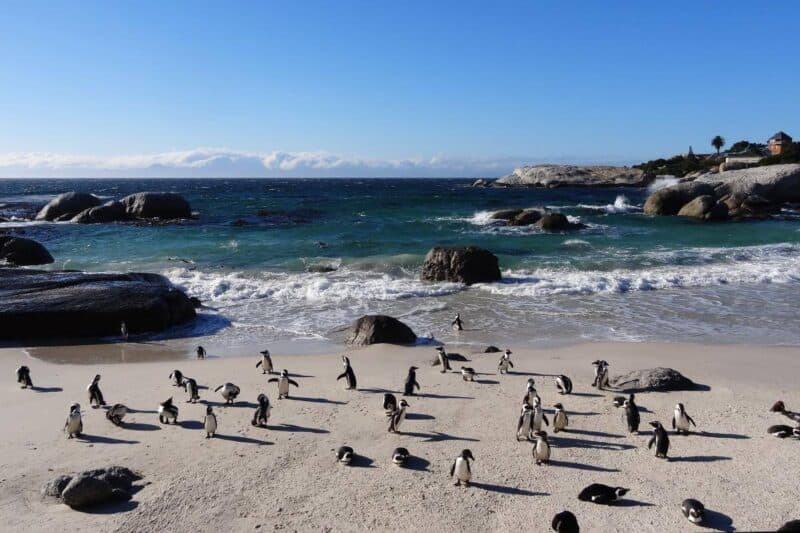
[489,209,524,221]
[72,201,131,224]
[677,195,729,221]
[345,315,417,346]
[643,182,716,215]
[610,367,698,392]
[420,246,501,285]
[35,192,102,221]
[508,209,543,226]
[121,192,192,219]
[0,236,54,266]
[534,213,586,231]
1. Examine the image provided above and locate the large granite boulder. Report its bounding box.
[121,192,191,219]
[535,213,587,231]
[44,466,141,509]
[345,315,417,346]
[421,246,501,285]
[677,195,729,221]
[700,163,800,203]
[72,201,131,224]
[0,237,54,266]
[496,164,651,188]
[489,209,524,221]
[508,209,543,226]
[643,182,717,215]
[0,270,196,340]
[610,367,697,392]
[35,192,102,221]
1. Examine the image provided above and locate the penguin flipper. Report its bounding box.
[288,379,300,387]
[647,436,655,449]
[688,415,696,427]
[508,361,514,368]
[543,414,549,426]
[671,417,676,430]
[336,372,346,381]
[414,381,420,390]
[256,361,262,368]
[516,416,524,432]
[449,461,455,477]
[267,378,279,383]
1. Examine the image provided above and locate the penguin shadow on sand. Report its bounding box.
[401,430,479,443]
[667,455,732,463]
[699,509,736,532]
[469,482,547,497]
[400,455,431,472]
[561,428,625,439]
[550,435,635,451]
[75,434,139,445]
[202,399,260,409]
[608,498,656,508]
[404,412,435,421]
[121,420,161,431]
[473,372,499,385]
[547,459,620,473]
[212,433,272,446]
[345,454,376,468]
[30,386,63,393]
[269,422,329,434]
[694,430,749,440]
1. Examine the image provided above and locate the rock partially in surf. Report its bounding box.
[610,367,697,392]
[306,264,337,273]
[121,192,192,219]
[534,213,586,231]
[508,209,543,226]
[35,192,102,221]
[643,182,717,215]
[71,201,131,224]
[431,352,468,365]
[345,315,417,346]
[489,209,523,221]
[471,179,491,187]
[0,236,54,266]
[189,296,202,308]
[496,164,650,188]
[420,246,501,285]
[677,195,729,221]
[484,345,501,353]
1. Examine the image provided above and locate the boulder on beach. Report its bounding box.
[420,246,501,285]
[345,315,417,346]
[534,213,587,231]
[610,367,698,392]
[0,236,54,266]
[44,466,141,509]
[0,270,196,340]
[643,182,716,215]
[677,195,729,221]
[496,164,651,188]
[71,201,131,224]
[35,192,102,221]
[121,192,192,219]
[484,345,501,353]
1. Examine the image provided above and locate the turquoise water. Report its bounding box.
[3,178,800,351]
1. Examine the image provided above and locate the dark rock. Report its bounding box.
[534,213,586,231]
[489,209,523,221]
[677,195,728,221]
[610,367,697,392]
[189,296,202,308]
[72,201,130,224]
[61,474,114,508]
[42,475,73,498]
[35,192,102,221]
[121,192,191,219]
[345,315,417,346]
[0,270,196,340]
[80,466,141,492]
[484,345,501,353]
[508,209,542,226]
[643,182,716,215]
[420,246,501,285]
[306,265,337,273]
[0,236,54,266]
[43,467,141,507]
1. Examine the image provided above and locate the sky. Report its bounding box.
[0,1,798,178]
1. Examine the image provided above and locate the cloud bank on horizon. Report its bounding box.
[0,148,633,178]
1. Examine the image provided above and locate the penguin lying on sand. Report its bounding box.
[681,498,705,524]
[578,483,629,505]
[551,511,579,533]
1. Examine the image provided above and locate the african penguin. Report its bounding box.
[624,397,640,433]
[337,355,357,390]
[450,449,474,487]
[16,365,33,389]
[336,446,354,464]
[577,483,629,505]
[105,403,128,426]
[524,378,540,405]
[532,397,549,432]
[591,360,609,389]
[554,374,573,395]
[388,399,409,433]
[268,369,299,399]
[771,401,800,423]
[158,397,179,424]
[533,430,551,465]
[516,402,535,441]
[252,393,272,427]
[256,349,274,374]
[435,347,451,372]
[497,349,514,374]
[452,313,464,331]
[460,366,476,382]
[648,421,670,458]
[64,403,83,439]
[391,447,410,466]
[383,393,398,416]
[681,498,705,524]
[169,369,184,387]
[196,346,206,359]
[767,424,796,438]
[553,403,569,433]
[203,406,217,438]
[403,366,420,396]
[183,377,200,403]
[551,510,580,533]
[613,395,627,408]
[87,374,106,408]
[214,382,241,404]
[672,403,697,435]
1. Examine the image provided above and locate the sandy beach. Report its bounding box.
[1,341,798,532]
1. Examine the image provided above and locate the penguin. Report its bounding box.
[435,347,451,373]
[533,430,551,465]
[64,403,83,439]
[577,484,629,505]
[779,520,800,532]
[591,360,609,389]
[532,397,549,432]
[87,374,106,408]
[158,397,179,424]
[120,321,128,340]
[105,403,128,426]
[452,313,464,331]
[183,377,200,403]
[624,396,640,433]
[460,366,476,382]
[767,424,796,438]
[383,393,398,416]
[336,355,357,390]
[391,447,410,466]
[497,349,514,374]
[681,498,705,525]
[450,449,474,487]
[672,403,697,435]
[203,405,217,438]
[196,346,206,359]
[252,393,272,427]
[403,366,420,396]
[647,421,670,458]
[553,403,569,433]
[336,446,354,464]
[516,402,535,441]
[169,369,184,387]
[551,511,580,533]
[16,365,33,389]
[388,399,409,433]
[214,382,241,404]
[256,350,274,374]
[268,369,299,399]
[524,378,540,405]
[770,401,800,423]
[554,374,573,395]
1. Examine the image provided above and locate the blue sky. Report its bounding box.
[0,1,797,177]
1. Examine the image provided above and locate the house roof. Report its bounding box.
[769,131,792,142]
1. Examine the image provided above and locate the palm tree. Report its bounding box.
[711,135,725,155]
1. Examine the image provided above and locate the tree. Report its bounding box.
[711,135,726,155]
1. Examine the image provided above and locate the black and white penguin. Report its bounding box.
[452,313,464,331]
[388,399,409,433]
[183,377,200,403]
[158,397,179,424]
[105,403,128,426]
[624,396,640,433]
[169,369,184,387]
[524,378,540,405]
[450,449,474,487]
[533,430,551,465]
[215,382,241,404]
[681,498,705,524]
[648,421,670,458]
[336,355,357,390]
[64,403,83,439]
[672,403,697,435]
[532,397,549,432]
[435,347,451,373]
[553,403,569,433]
[268,370,300,399]
[577,483,629,505]
[591,360,609,389]
[196,346,206,359]
[336,446,354,464]
[517,402,535,441]
[613,395,627,408]
[460,366,476,382]
[554,374,573,395]
[391,447,410,466]
[383,393,398,416]
[16,365,33,389]
[403,366,420,396]
[203,405,217,438]
[87,374,106,408]
[770,401,800,423]
[551,510,580,533]
[256,349,274,374]
[252,393,272,427]
[767,424,796,438]
[497,349,514,374]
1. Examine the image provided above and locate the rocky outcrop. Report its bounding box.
[345,315,417,346]
[71,201,130,224]
[471,179,491,187]
[676,195,728,221]
[0,270,196,340]
[43,466,142,509]
[35,192,102,221]
[420,247,501,285]
[535,213,587,231]
[699,163,800,202]
[508,209,542,226]
[121,192,192,219]
[610,367,697,392]
[0,236,54,266]
[496,164,651,188]
[643,182,716,215]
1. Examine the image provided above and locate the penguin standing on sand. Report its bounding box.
[532,397,549,432]
[681,499,705,524]
[87,374,106,408]
[578,484,629,504]
[648,421,670,458]
[497,350,514,374]
[252,394,272,427]
[591,360,609,389]
[383,393,398,416]
[524,378,540,405]
[337,356,357,390]
[16,366,33,389]
[196,346,206,359]
[624,396,640,433]
[169,370,184,387]
[517,402,535,441]
[452,313,464,331]
[158,397,179,424]
[336,446,354,464]
[460,366,476,382]
[551,511,580,533]
[554,375,573,395]
[256,350,273,375]
[215,382,241,404]
[403,366,420,396]
[533,430,551,465]
[268,370,299,399]
[672,403,697,435]
[388,399,409,433]
[613,393,632,408]
[183,377,200,403]
[203,406,217,438]
[450,449,474,487]
[553,403,569,433]
[105,403,128,426]
[64,403,83,438]
[435,347,451,373]
[771,401,800,423]
[391,447,410,466]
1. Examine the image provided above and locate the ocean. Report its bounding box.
[3,178,800,353]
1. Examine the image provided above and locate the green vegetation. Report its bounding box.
[727,140,765,156]
[760,142,800,165]
[634,153,718,177]
[711,135,725,154]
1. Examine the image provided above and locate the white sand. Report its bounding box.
[1,341,798,532]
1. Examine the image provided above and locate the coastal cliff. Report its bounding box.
[493,164,652,188]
